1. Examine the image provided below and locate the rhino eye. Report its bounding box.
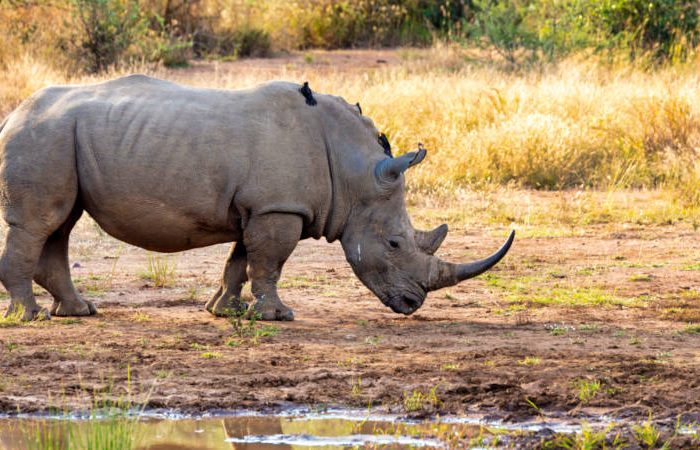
[389,240,400,249]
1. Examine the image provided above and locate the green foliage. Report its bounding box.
[69,0,147,73]
[228,310,279,345]
[193,27,271,59]
[62,0,194,72]
[532,0,595,60]
[75,412,140,450]
[592,0,699,63]
[575,379,601,404]
[543,422,623,449]
[351,376,363,397]
[683,324,700,335]
[19,367,145,450]
[632,415,663,448]
[21,420,71,450]
[142,255,176,288]
[300,0,431,48]
[468,0,539,65]
[464,0,699,65]
[402,385,441,412]
[518,356,542,366]
[148,15,192,67]
[5,0,699,70]
[0,304,25,327]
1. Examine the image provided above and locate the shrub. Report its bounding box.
[464,0,699,65]
[152,36,192,67]
[69,0,148,73]
[300,0,433,49]
[193,27,271,59]
[592,0,699,63]
[533,0,595,61]
[5,0,699,68]
[467,0,539,65]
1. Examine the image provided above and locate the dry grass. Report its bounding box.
[408,188,700,232]
[2,46,700,211]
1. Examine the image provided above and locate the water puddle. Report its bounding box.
[0,408,696,449]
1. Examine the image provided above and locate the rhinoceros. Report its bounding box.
[0,75,513,321]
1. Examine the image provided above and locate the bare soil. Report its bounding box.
[0,205,698,425]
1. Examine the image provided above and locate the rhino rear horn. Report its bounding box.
[415,224,448,255]
[375,144,426,184]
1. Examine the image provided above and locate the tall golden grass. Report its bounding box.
[1,46,699,208]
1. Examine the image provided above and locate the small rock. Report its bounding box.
[72,262,82,268]
[344,334,357,341]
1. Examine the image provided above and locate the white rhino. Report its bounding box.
[0,75,513,321]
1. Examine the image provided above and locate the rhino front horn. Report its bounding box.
[428,230,515,291]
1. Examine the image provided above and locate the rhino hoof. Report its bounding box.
[52,298,96,317]
[275,308,294,321]
[83,299,97,315]
[207,293,248,317]
[254,305,294,321]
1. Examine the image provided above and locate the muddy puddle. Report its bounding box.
[0,407,661,449]
[0,410,628,450]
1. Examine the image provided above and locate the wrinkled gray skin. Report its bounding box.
[0,75,513,321]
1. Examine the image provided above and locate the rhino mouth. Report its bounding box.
[386,292,424,315]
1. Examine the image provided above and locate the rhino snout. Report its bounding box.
[386,292,424,315]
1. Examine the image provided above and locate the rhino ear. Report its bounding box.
[374,144,427,184]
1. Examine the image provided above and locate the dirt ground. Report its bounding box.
[0,197,698,427]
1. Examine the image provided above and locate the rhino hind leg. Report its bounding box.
[0,226,51,321]
[244,213,302,321]
[34,204,96,317]
[206,241,249,316]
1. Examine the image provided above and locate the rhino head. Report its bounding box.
[339,145,514,315]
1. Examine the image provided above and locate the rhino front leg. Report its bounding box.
[244,213,302,321]
[205,241,249,316]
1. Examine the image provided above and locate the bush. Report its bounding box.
[69,0,148,73]
[193,27,271,59]
[228,28,271,58]
[467,0,539,65]
[533,0,595,61]
[300,0,435,49]
[3,0,699,70]
[463,0,699,65]
[592,0,699,63]
[152,37,192,68]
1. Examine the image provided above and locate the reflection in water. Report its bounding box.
[3,408,650,449]
[0,412,472,449]
[224,416,286,450]
[221,416,452,449]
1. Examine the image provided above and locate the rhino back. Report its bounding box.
[25,75,332,251]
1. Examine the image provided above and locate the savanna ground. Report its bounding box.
[1,50,700,447]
